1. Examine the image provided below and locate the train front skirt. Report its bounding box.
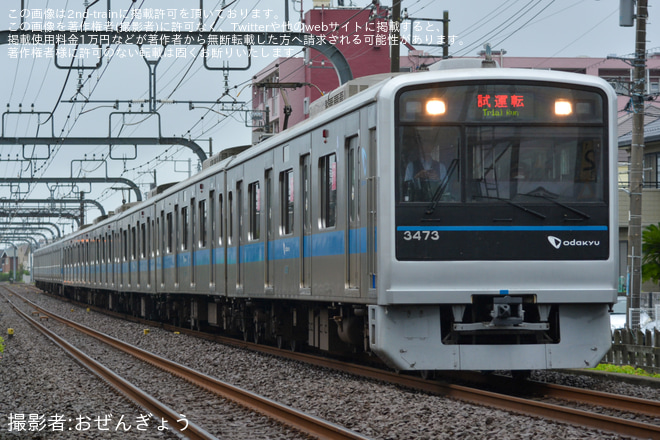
[368,303,611,371]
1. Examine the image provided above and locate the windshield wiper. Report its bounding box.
[473,195,547,219]
[519,187,590,220]
[425,159,459,215]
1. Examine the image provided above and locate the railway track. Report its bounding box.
[2,284,369,440]
[16,284,660,439]
[267,350,660,439]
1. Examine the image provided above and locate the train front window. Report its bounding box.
[396,82,606,205]
[400,126,461,203]
[467,126,603,203]
[394,81,609,261]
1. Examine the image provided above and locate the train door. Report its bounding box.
[301,154,311,291]
[157,210,164,288]
[218,191,225,294]
[142,220,148,288]
[132,225,138,287]
[367,127,378,296]
[196,196,208,292]
[131,225,137,287]
[265,170,273,291]
[228,190,234,294]
[208,192,215,289]
[190,198,196,288]
[142,220,148,289]
[109,232,114,288]
[148,217,154,289]
[121,228,127,288]
[346,136,360,294]
[174,205,179,288]
[236,182,243,291]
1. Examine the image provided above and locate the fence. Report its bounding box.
[603,328,660,374]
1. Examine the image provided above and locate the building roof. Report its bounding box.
[0,248,18,258]
[618,100,660,146]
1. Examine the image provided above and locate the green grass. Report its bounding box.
[0,336,4,354]
[594,363,660,378]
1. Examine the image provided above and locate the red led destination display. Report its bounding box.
[476,93,528,119]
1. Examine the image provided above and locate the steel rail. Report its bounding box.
[525,381,660,418]
[27,286,660,439]
[12,289,370,440]
[0,288,217,440]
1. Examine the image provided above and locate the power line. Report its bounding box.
[451,0,543,57]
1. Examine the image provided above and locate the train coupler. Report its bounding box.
[490,296,524,326]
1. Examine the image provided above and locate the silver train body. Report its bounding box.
[33,68,618,371]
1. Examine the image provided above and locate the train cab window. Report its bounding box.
[399,126,461,203]
[248,182,261,241]
[320,153,337,228]
[281,169,294,235]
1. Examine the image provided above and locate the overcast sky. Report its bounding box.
[0,0,655,234]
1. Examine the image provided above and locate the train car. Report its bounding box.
[33,65,618,372]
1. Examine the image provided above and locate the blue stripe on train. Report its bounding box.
[397,225,608,232]
[106,227,370,272]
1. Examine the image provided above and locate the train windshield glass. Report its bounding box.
[396,82,606,204]
[467,126,604,203]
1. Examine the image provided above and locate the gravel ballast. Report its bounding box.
[3,287,658,439]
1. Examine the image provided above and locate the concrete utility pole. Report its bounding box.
[626,0,648,329]
[390,0,401,73]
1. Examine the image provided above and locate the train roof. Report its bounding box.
[35,67,616,250]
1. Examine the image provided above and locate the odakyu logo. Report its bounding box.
[547,236,601,249]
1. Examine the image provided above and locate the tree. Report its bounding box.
[641,223,660,284]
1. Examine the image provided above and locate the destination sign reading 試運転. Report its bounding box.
[476,93,527,119]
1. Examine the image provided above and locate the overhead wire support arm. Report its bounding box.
[0,198,107,217]
[0,224,59,239]
[0,229,50,243]
[0,136,208,164]
[0,210,82,227]
[0,177,142,202]
[0,221,62,238]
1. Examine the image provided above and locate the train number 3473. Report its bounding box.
[402,230,440,241]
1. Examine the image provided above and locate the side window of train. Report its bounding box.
[219,193,224,246]
[228,191,233,245]
[131,225,137,260]
[141,222,146,258]
[199,199,207,248]
[190,198,196,250]
[182,206,189,251]
[281,169,294,235]
[248,181,261,241]
[122,229,128,262]
[320,153,337,228]
[166,212,173,253]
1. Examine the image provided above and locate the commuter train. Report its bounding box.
[33,65,619,372]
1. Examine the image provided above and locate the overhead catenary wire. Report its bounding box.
[450,0,544,57]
